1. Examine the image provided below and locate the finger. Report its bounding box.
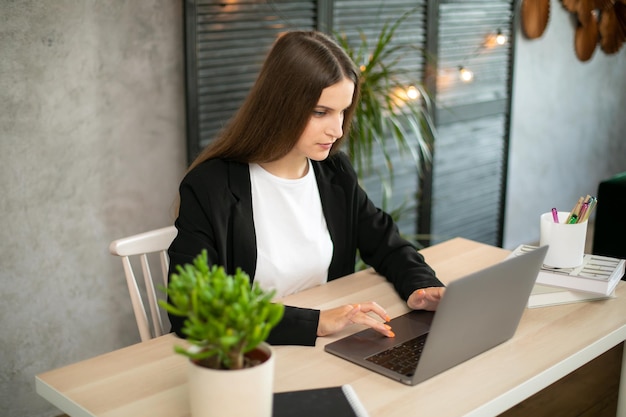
[425,287,444,303]
[424,288,439,297]
[412,289,427,305]
[410,287,445,310]
[424,291,441,306]
[346,304,361,323]
[352,313,395,337]
[357,301,391,322]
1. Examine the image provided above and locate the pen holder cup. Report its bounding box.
[539,211,587,268]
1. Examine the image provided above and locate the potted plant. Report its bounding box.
[334,7,437,183]
[334,7,437,252]
[160,249,285,417]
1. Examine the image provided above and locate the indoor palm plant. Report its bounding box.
[334,7,437,250]
[160,249,284,417]
[334,7,437,183]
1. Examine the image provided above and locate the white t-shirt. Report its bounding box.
[249,160,333,299]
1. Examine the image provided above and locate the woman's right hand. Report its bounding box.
[317,302,395,338]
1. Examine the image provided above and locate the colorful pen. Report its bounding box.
[563,195,598,224]
[551,208,559,223]
[581,197,598,222]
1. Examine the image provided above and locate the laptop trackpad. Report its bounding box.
[327,310,435,357]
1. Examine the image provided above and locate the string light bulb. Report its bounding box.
[495,29,507,45]
[459,66,474,82]
[406,85,420,100]
[452,27,505,87]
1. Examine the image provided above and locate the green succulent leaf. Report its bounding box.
[160,249,285,370]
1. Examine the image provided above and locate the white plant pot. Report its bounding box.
[187,342,275,417]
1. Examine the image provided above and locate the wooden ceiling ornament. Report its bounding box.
[575,10,599,60]
[522,0,626,61]
[598,0,626,53]
[522,0,551,39]
[562,0,626,61]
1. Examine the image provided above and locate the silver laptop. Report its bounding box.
[324,245,548,386]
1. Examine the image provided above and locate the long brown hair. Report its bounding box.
[186,30,360,173]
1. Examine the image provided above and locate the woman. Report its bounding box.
[168,30,445,346]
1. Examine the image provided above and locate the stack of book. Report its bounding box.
[509,244,625,308]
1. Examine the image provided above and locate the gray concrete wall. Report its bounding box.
[0,2,186,416]
[504,0,626,249]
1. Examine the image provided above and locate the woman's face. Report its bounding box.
[291,78,355,162]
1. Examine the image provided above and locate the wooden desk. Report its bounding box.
[36,238,626,417]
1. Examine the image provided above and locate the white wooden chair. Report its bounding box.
[109,226,178,342]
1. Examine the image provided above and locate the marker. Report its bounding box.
[567,214,578,224]
[551,208,559,223]
[581,197,597,222]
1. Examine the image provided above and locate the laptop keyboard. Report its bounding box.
[365,333,428,377]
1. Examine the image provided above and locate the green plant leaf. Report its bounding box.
[334,5,436,187]
[160,249,285,370]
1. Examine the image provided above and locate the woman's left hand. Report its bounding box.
[407,287,445,311]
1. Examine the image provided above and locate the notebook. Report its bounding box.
[324,245,548,386]
[273,385,369,417]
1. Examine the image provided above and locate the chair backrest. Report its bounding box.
[109,226,178,342]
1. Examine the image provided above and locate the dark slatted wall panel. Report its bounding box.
[334,0,427,78]
[186,1,317,160]
[436,1,512,107]
[184,0,516,246]
[429,0,514,246]
[430,115,507,244]
[334,0,428,237]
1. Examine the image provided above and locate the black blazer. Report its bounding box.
[168,152,444,346]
